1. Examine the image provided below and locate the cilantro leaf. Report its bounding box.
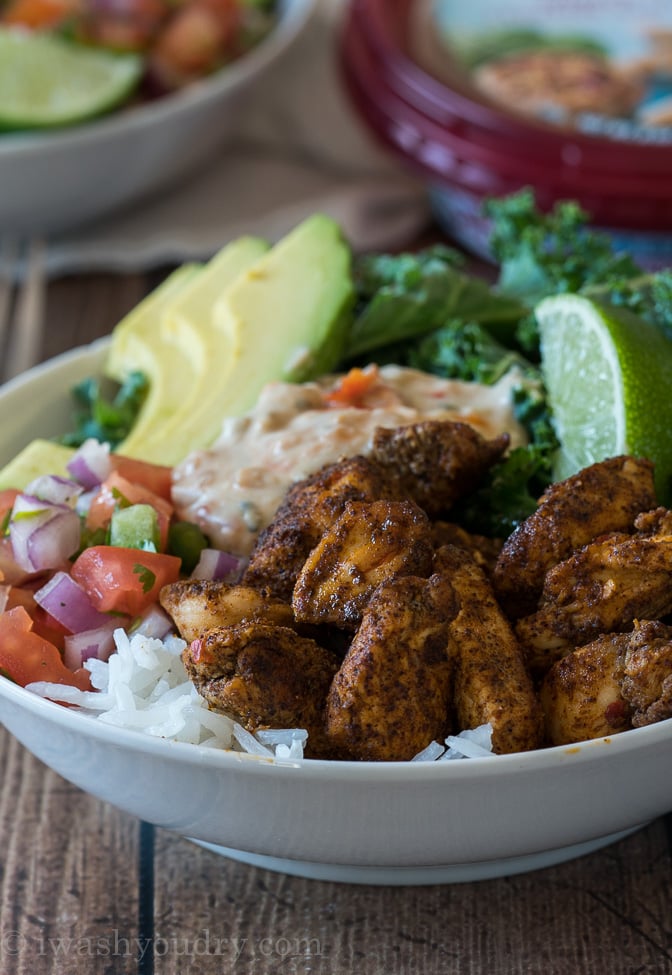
[133,563,157,594]
[59,371,148,449]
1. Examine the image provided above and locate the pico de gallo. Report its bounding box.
[0,438,238,691]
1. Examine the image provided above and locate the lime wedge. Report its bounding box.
[0,28,143,130]
[537,293,672,503]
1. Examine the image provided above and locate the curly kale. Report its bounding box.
[347,245,526,359]
[585,269,672,341]
[485,188,644,354]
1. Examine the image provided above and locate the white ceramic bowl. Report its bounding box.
[0,0,316,238]
[1,342,672,885]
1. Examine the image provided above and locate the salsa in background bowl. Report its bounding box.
[340,0,672,268]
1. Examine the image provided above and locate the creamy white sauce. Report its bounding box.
[171,365,527,557]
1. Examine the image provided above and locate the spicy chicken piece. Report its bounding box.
[160,580,294,643]
[241,455,391,601]
[539,632,633,746]
[635,506,672,535]
[431,521,504,579]
[516,523,672,673]
[182,622,339,758]
[492,456,657,619]
[293,499,434,631]
[370,420,509,517]
[540,619,672,745]
[620,619,672,728]
[325,574,457,761]
[435,545,544,754]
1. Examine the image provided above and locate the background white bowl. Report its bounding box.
[0,0,316,238]
[1,341,672,885]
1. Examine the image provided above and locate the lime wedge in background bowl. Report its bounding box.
[537,293,672,503]
[0,27,143,131]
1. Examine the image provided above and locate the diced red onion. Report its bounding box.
[132,604,174,639]
[34,571,111,633]
[191,548,241,581]
[25,474,83,507]
[66,438,112,490]
[63,619,119,670]
[9,495,82,572]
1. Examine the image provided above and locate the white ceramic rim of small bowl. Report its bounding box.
[0,0,317,156]
[1,335,671,782]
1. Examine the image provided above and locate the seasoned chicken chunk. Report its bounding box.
[635,506,672,536]
[540,632,632,745]
[516,523,672,673]
[620,619,672,728]
[182,622,339,758]
[242,419,508,602]
[493,456,657,618]
[540,620,672,745]
[293,499,434,630]
[242,455,391,600]
[431,521,504,578]
[160,580,294,643]
[371,420,509,516]
[325,574,457,761]
[435,545,543,754]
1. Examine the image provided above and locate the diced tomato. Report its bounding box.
[5,584,37,614]
[150,0,240,87]
[71,546,181,616]
[324,367,379,408]
[31,605,71,650]
[0,536,31,586]
[1,0,75,29]
[86,471,173,550]
[110,455,173,502]
[0,606,91,689]
[4,584,68,650]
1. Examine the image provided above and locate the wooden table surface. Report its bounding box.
[1,268,672,975]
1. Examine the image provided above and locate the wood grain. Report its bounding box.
[0,728,143,975]
[40,272,153,361]
[149,821,672,975]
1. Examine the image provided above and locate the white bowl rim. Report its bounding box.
[0,0,317,156]
[3,658,670,782]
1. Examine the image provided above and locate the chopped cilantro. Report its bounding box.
[133,563,157,594]
[59,370,148,449]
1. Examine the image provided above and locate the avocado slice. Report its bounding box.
[105,263,203,464]
[163,235,269,367]
[184,214,354,442]
[216,214,354,394]
[106,216,352,467]
[141,235,270,456]
[110,237,268,465]
[0,439,74,490]
[126,215,354,466]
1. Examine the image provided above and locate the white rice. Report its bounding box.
[26,629,494,762]
[27,628,241,752]
[411,724,494,762]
